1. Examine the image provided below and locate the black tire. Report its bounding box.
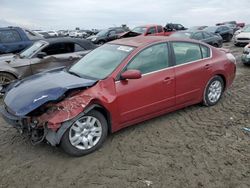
[0,72,16,84]
[203,76,224,106]
[98,40,105,45]
[60,110,108,157]
[213,43,219,48]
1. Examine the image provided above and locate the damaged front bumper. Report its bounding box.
[0,105,25,129]
[0,105,49,144]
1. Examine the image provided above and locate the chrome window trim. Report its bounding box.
[115,43,212,84]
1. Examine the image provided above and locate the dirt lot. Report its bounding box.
[0,42,250,188]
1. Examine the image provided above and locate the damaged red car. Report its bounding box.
[0,36,236,156]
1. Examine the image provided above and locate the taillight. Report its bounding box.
[226,53,236,64]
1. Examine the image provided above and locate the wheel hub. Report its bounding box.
[69,116,102,150]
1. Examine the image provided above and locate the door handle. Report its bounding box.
[204,64,211,69]
[163,77,173,84]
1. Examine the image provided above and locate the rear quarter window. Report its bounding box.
[200,45,210,58]
[157,26,163,33]
[172,42,202,65]
[0,30,22,43]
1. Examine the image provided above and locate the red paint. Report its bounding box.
[38,36,236,133]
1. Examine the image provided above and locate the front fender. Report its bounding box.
[0,63,19,78]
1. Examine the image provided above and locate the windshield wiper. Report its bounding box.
[68,70,82,78]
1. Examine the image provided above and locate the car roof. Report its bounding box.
[135,24,160,28]
[109,36,201,48]
[39,37,96,49]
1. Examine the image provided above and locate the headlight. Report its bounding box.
[91,38,97,41]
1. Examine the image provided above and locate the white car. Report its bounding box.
[69,30,87,38]
[242,43,250,65]
[234,25,250,46]
[47,30,58,37]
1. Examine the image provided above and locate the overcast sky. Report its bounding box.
[1,0,250,30]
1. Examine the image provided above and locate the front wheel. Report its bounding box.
[60,110,108,157]
[0,72,16,84]
[203,76,224,106]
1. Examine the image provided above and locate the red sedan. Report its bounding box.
[1,36,236,156]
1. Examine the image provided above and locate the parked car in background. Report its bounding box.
[234,25,250,46]
[47,30,59,37]
[34,30,52,38]
[0,36,236,156]
[58,30,69,37]
[164,23,187,32]
[120,24,175,38]
[188,26,208,31]
[0,38,96,84]
[71,30,88,38]
[0,27,43,54]
[216,21,245,28]
[241,43,250,65]
[204,26,233,42]
[86,27,127,45]
[171,30,223,47]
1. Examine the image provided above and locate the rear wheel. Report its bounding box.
[203,76,224,106]
[60,110,108,157]
[0,72,16,84]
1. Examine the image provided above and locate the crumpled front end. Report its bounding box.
[0,90,94,145]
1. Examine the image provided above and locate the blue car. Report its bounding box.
[0,27,43,54]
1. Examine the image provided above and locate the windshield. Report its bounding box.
[68,44,135,80]
[96,29,109,37]
[171,32,191,38]
[204,27,217,33]
[242,26,250,32]
[131,27,147,34]
[20,41,46,58]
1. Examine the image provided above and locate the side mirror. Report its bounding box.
[121,69,142,80]
[37,52,47,58]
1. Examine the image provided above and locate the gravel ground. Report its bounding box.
[0,42,249,188]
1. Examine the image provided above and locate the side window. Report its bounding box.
[74,43,86,52]
[126,43,169,74]
[203,32,212,38]
[157,26,163,33]
[0,30,21,43]
[116,29,124,34]
[147,27,156,34]
[192,32,203,40]
[200,45,210,58]
[42,43,74,55]
[172,42,202,65]
[109,30,116,36]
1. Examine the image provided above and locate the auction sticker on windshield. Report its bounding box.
[117,46,133,52]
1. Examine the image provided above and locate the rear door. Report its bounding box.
[30,42,82,74]
[115,43,175,124]
[171,42,213,105]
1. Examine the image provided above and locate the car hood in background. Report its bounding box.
[119,31,141,38]
[236,32,250,38]
[0,54,15,62]
[4,70,97,116]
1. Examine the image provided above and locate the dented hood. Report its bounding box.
[4,70,97,117]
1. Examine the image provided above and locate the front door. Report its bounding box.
[115,43,175,124]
